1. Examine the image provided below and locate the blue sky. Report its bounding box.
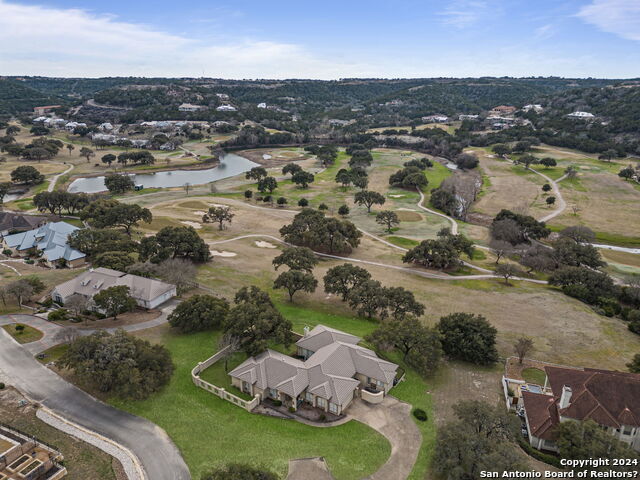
[1,0,639,78]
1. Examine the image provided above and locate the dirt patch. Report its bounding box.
[178,200,209,209]
[396,211,423,222]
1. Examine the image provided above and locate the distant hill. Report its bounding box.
[0,78,65,115]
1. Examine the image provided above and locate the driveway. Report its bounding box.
[0,327,190,480]
[348,396,422,480]
[0,314,63,355]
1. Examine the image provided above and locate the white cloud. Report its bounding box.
[0,0,371,78]
[437,1,488,28]
[577,0,640,41]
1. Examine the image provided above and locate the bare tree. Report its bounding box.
[514,337,534,364]
[218,332,241,372]
[54,326,80,344]
[494,263,524,285]
[183,182,191,195]
[488,239,515,264]
[65,294,89,318]
[155,258,196,294]
[6,280,34,306]
[440,172,482,221]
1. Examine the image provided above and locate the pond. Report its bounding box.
[67,152,259,194]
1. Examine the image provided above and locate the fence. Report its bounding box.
[191,346,260,412]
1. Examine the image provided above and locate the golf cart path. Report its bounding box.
[210,234,545,283]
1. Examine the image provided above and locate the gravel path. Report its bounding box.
[37,407,145,480]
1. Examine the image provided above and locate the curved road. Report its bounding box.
[0,327,190,480]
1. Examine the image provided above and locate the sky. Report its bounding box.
[1,0,639,79]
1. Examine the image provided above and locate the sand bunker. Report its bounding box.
[255,241,277,248]
[397,207,417,211]
[210,250,237,257]
[181,221,202,229]
[389,194,405,198]
[263,154,272,160]
[194,211,207,216]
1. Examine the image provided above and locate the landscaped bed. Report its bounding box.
[521,367,546,386]
[2,324,43,344]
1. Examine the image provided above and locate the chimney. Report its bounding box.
[559,385,572,409]
[303,325,310,336]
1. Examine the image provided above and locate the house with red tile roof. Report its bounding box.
[522,366,640,452]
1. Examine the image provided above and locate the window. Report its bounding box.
[269,388,277,399]
[622,426,633,436]
[329,402,338,414]
[376,380,384,389]
[316,397,326,409]
[305,392,314,404]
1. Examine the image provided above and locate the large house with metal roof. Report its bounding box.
[2,221,86,268]
[228,325,398,415]
[522,366,640,453]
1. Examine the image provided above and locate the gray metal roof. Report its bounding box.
[229,325,398,407]
[3,221,85,261]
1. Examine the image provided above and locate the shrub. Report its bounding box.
[629,321,640,335]
[272,399,282,407]
[2,249,12,256]
[15,324,25,333]
[319,413,326,422]
[297,198,308,207]
[517,437,562,468]
[288,406,296,413]
[413,408,428,422]
[318,203,329,211]
[0,382,4,390]
[48,309,69,322]
[25,259,34,264]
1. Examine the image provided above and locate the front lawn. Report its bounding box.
[112,328,391,480]
[2,323,43,344]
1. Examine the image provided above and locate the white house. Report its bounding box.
[257,102,267,109]
[422,115,449,123]
[522,104,543,113]
[52,267,176,310]
[459,114,479,120]
[178,103,204,112]
[216,105,237,112]
[567,111,595,119]
[98,122,114,131]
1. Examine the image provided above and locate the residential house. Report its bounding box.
[257,102,267,109]
[490,105,517,115]
[33,105,61,116]
[521,366,640,453]
[567,111,595,119]
[52,267,176,309]
[422,114,449,123]
[216,105,237,112]
[522,104,543,113]
[228,325,398,415]
[64,121,87,131]
[178,103,204,112]
[215,93,229,100]
[458,114,479,121]
[2,222,86,267]
[0,212,48,237]
[98,122,114,131]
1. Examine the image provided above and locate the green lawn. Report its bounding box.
[521,367,546,385]
[110,328,391,480]
[2,323,43,344]
[36,344,69,363]
[198,350,253,401]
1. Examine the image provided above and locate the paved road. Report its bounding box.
[0,327,190,480]
[348,397,422,480]
[0,314,64,355]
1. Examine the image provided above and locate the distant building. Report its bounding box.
[215,93,229,100]
[178,103,204,112]
[64,121,86,131]
[33,105,61,116]
[216,105,237,112]
[522,104,543,113]
[422,115,449,123]
[52,267,176,309]
[2,221,86,268]
[459,114,479,121]
[257,102,267,109]
[0,212,48,237]
[567,111,595,119]
[490,105,517,115]
[98,122,114,131]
